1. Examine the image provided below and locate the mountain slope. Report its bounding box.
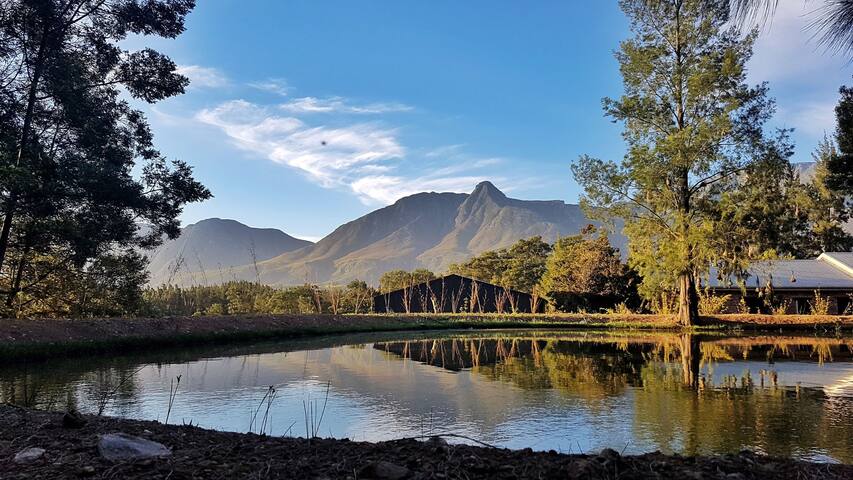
[146,218,312,285]
[185,182,620,287]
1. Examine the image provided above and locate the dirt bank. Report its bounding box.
[1,405,849,480]
[1,313,849,361]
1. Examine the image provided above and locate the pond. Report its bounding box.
[2,330,852,463]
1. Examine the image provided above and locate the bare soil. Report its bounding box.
[1,405,850,479]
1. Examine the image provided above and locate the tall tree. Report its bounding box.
[573,0,776,325]
[0,0,209,314]
[538,226,637,312]
[378,269,435,293]
[826,82,853,196]
[447,236,551,292]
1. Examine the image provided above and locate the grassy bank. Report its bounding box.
[1,405,850,479]
[1,313,850,362]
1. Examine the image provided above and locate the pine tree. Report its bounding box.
[573,0,777,325]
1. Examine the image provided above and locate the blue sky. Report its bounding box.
[133,1,852,241]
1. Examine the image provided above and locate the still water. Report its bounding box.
[2,330,852,462]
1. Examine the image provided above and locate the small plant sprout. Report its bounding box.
[303,381,331,439]
[249,385,278,435]
[164,374,182,425]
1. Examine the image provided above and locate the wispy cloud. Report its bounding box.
[777,100,838,138]
[248,79,292,96]
[279,96,413,114]
[196,100,403,190]
[293,234,324,243]
[350,174,499,205]
[425,144,466,158]
[195,95,500,204]
[744,2,850,147]
[176,65,229,89]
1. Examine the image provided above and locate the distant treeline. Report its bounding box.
[141,280,375,317]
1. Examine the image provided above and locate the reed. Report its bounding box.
[249,385,277,435]
[302,381,331,438]
[164,374,182,425]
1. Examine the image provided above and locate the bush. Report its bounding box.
[809,290,830,316]
[698,289,730,315]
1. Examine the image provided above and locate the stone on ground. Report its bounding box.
[358,460,411,479]
[13,447,45,464]
[97,433,171,461]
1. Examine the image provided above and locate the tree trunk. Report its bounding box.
[677,272,698,326]
[0,28,49,273]
[6,235,31,307]
[679,333,701,388]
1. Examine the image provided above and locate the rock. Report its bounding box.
[358,461,411,480]
[598,448,621,462]
[78,465,96,476]
[13,447,45,464]
[97,433,171,462]
[62,411,87,429]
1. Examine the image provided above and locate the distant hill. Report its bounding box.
[146,218,313,286]
[166,182,621,287]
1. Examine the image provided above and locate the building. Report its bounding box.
[373,274,544,314]
[706,252,853,315]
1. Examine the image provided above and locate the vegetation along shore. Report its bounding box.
[1,313,851,361]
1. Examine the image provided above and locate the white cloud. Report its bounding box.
[248,79,292,96]
[196,100,403,189]
[744,2,851,146]
[196,98,503,204]
[746,2,839,84]
[777,100,837,137]
[176,65,229,89]
[293,234,324,243]
[279,96,413,114]
[350,175,498,205]
[425,144,466,158]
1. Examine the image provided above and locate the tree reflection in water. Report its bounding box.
[1,331,851,461]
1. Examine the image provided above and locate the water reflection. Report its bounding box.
[1,331,852,462]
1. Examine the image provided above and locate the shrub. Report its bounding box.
[771,299,790,316]
[698,289,730,315]
[809,290,830,316]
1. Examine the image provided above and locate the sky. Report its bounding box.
[131,1,853,241]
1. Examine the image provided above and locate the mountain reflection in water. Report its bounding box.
[2,331,852,463]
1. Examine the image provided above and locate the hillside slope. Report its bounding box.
[146,218,312,285]
[179,182,618,286]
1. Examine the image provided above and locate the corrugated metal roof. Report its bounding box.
[707,253,853,289]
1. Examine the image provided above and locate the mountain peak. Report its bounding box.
[471,181,506,200]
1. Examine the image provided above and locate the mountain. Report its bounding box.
[146,218,313,286]
[169,182,620,287]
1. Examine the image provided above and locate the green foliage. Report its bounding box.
[804,139,853,253]
[538,226,638,312]
[809,290,831,316]
[141,280,375,317]
[448,236,551,292]
[697,289,730,315]
[0,1,208,317]
[9,250,148,318]
[378,269,435,293]
[826,82,853,195]
[573,0,778,323]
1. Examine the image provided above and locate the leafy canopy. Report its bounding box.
[0,0,209,316]
[572,0,779,319]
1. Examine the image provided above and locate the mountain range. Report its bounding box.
[146,218,312,286]
[148,181,615,287]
